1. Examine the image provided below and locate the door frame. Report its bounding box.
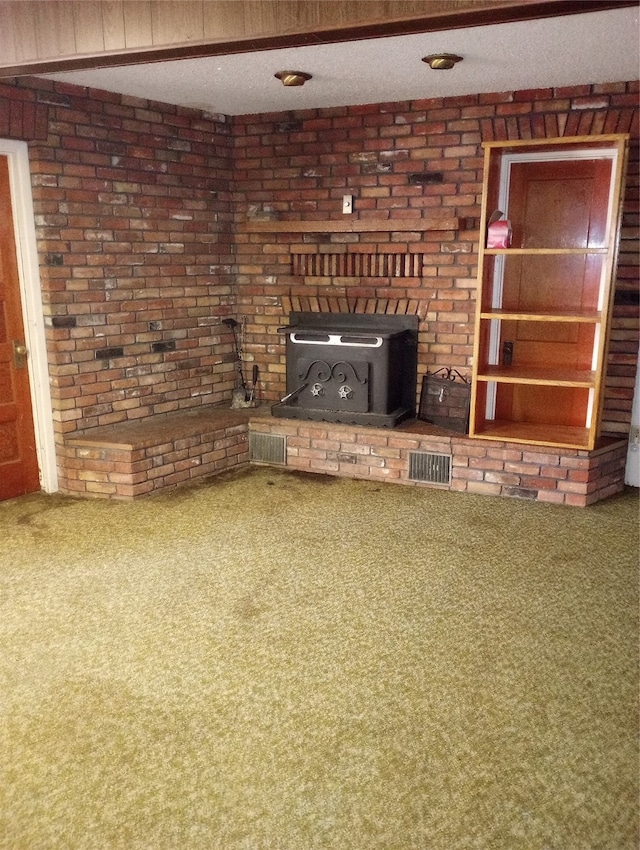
[485,145,621,424]
[1,139,57,493]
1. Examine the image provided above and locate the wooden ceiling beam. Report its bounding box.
[0,0,634,78]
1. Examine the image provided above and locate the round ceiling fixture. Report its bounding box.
[274,71,312,87]
[422,54,463,70]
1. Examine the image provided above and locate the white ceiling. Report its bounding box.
[42,6,639,117]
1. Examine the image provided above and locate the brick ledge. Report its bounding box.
[65,405,252,451]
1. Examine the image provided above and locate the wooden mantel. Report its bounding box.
[243,216,463,233]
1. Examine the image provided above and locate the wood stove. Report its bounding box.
[272,312,418,427]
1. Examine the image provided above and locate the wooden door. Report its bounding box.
[0,156,40,499]
[496,157,612,426]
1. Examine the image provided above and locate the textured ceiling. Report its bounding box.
[42,6,639,116]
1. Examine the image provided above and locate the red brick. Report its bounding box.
[564,493,589,507]
[485,471,520,486]
[536,490,566,505]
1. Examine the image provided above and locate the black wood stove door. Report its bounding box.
[296,358,370,412]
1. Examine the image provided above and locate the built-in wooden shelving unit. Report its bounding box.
[469,134,629,450]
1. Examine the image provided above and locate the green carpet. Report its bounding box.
[0,468,638,849]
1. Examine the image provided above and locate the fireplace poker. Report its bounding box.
[248,364,259,403]
[222,317,247,396]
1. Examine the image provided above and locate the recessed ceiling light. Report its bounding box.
[422,54,463,70]
[274,71,313,87]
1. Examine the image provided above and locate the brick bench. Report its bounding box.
[61,406,251,499]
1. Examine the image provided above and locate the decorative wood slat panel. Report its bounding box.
[291,252,426,277]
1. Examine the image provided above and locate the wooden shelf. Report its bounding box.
[479,310,601,323]
[476,366,596,387]
[243,216,462,233]
[472,420,591,449]
[484,247,608,255]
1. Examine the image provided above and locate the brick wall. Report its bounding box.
[4,77,237,449]
[0,76,637,496]
[232,82,639,436]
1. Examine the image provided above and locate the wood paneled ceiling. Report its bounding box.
[1,1,637,116]
[0,0,635,75]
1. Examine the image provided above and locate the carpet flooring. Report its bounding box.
[0,468,638,849]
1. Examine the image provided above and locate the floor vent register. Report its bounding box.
[249,433,287,465]
[408,451,452,485]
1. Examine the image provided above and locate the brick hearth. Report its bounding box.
[59,406,627,506]
[249,410,628,507]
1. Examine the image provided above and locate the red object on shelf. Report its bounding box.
[487,217,512,248]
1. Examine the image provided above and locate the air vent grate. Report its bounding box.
[408,451,451,485]
[249,432,286,465]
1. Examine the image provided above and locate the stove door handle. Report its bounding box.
[279,382,308,403]
[290,332,383,348]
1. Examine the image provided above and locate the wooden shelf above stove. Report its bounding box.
[244,216,463,233]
